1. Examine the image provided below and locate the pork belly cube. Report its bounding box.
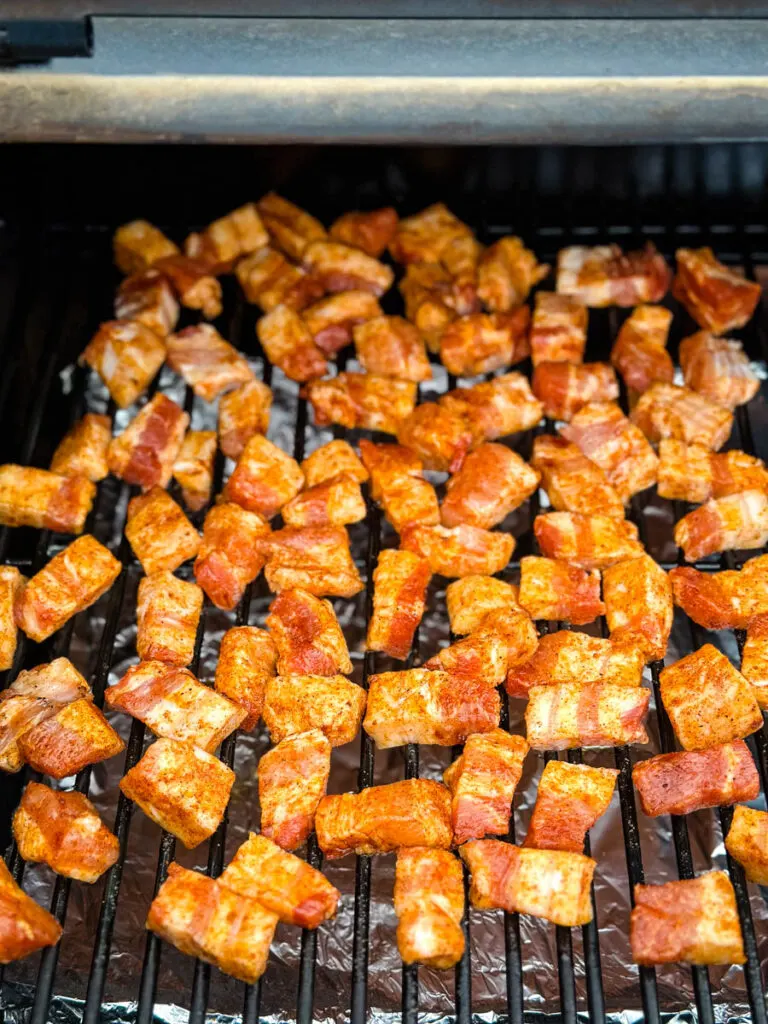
[214,626,276,730]
[560,401,658,503]
[366,549,431,660]
[257,192,327,262]
[218,380,272,460]
[302,440,368,488]
[444,729,528,844]
[440,373,543,442]
[556,243,670,307]
[257,305,328,383]
[12,781,118,882]
[50,414,112,482]
[633,741,759,817]
[659,644,761,751]
[441,443,539,530]
[307,372,417,435]
[281,473,366,528]
[399,263,463,353]
[673,246,761,335]
[725,805,768,885]
[153,255,223,320]
[358,440,439,532]
[675,490,768,562]
[358,439,424,498]
[263,525,363,598]
[506,630,644,698]
[742,613,768,709]
[121,737,235,848]
[389,203,473,265]
[658,440,768,504]
[461,840,595,927]
[425,607,536,683]
[263,674,366,747]
[108,660,243,752]
[610,305,673,394]
[146,862,277,983]
[436,233,483,293]
[315,778,453,859]
[171,431,216,512]
[530,292,587,367]
[303,240,394,296]
[533,361,619,422]
[125,487,200,576]
[531,435,624,519]
[395,848,465,969]
[439,308,530,377]
[475,236,547,312]
[400,523,514,579]
[19,698,125,779]
[0,859,62,964]
[194,502,270,611]
[396,403,475,473]
[236,247,324,313]
[354,315,431,382]
[81,320,166,409]
[304,291,383,355]
[266,588,352,675]
[669,555,768,631]
[258,729,330,851]
[220,831,340,928]
[166,324,253,402]
[525,682,650,750]
[445,575,519,635]
[518,555,604,626]
[185,202,269,271]
[116,268,179,334]
[136,572,203,667]
[330,207,398,258]
[364,669,500,748]
[631,382,734,450]
[602,554,672,662]
[524,760,617,853]
[114,220,179,275]
[680,330,760,410]
[107,393,188,491]
[222,434,303,519]
[534,512,644,570]
[15,534,121,643]
[630,872,745,966]
[0,566,24,671]
[0,465,95,534]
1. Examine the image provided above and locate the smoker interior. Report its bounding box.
[1,142,768,1024]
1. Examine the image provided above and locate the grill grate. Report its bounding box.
[1,163,768,1024]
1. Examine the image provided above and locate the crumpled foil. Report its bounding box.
[3,351,768,1024]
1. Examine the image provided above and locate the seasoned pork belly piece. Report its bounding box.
[19,697,124,780]
[534,511,644,570]
[146,862,277,983]
[358,440,439,532]
[166,324,253,401]
[366,549,431,660]
[114,220,179,275]
[389,203,473,265]
[81,320,166,409]
[214,626,276,730]
[184,202,269,272]
[440,373,543,441]
[218,379,272,461]
[533,361,619,422]
[121,737,235,848]
[426,607,536,682]
[506,630,644,698]
[262,525,363,598]
[673,555,768,633]
[525,682,650,750]
[560,401,658,502]
[524,760,618,853]
[263,674,366,747]
[679,330,760,410]
[15,534,121,643]
[220,832,340,928]
[399,262,466,352]
[107,394,188,491]
[303,291,382,355]
[302,440,368,488]
[109,660,242,751]
[631,382,733,450]
[675,490,768,562]
[50,414,112,482]
[353,315,431,382]
[445,575,519,635]
[742,612,768,708]
[444,729,528,844]
[171,430,216,512]
[281,473,366,528]
[194,502,270,611]
[632,740,759,816]
[258,729,330,851]
[556,243,670,307]
[657,440,768,504]
[531,435,624,519]
[307,373,416,435]
[476,236,548,312]
[257,304,328,382]
[395,848,465,969]
[530,292,587,367]
[330,206,398,258]
[12,781,118,882]
[630,872,745,966]
[0,859,62,964]
[266,588,352,675]
[125,487,200,575]
[152,255,223,320]
[673,246,761,335]
[257,192,327,261]
[400,523,515,578]
[725,805,768,885]
[315,778,453,859]
[236,246,324,313]
[303,240,394,296]
[116,269,179,338]
[222,434,303,519]
[441,443,538,530]
[518,555,604,625]
[461,840,595,927]
[439,308,530,377]
[610,304,674,394]
[441,234,484,294]
[602,554,673,662]
[135,572,203,667]
[0,465,95,534]
[0,566,24,671]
